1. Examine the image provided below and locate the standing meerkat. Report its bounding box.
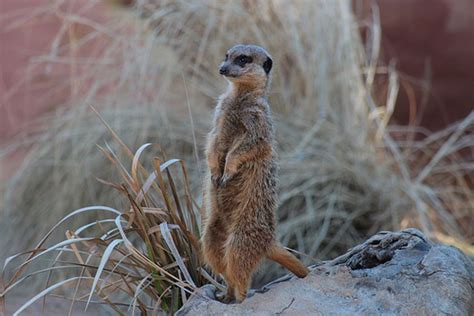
[202,44,309,303]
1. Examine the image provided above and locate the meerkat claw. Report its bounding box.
[221,294,235,304]
[218,173,232,187]
[211,174,222,187]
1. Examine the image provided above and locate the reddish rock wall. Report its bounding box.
[0,0,108,141]
[355,0,474,131]
[1,1,473,143]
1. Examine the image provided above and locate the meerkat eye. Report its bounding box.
[225,53,229,61]
[263,57,273,74]
[235,55,253,67]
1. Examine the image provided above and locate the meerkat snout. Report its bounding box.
[219,44,273,81]
[219,64,229,76]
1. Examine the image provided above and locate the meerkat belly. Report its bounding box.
[217,159,277,234]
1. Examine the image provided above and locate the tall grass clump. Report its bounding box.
[1,0,473,303]
[1,117,212,314]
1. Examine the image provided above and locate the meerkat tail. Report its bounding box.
[266,245,309,278]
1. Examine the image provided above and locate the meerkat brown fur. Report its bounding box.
[202,44,309,303]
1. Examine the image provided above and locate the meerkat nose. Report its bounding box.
[219,65,229,75]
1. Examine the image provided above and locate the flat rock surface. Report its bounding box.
[177,229,474,315]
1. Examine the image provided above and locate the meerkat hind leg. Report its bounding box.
[229,268,252,303]
[225,241,263,303]
[220,273,236,303]
[203,216,232,302]
[215,285,235,303]
[202,233,227,277]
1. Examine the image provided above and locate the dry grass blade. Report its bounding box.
[85,239,123,309]
[159,223,196,287]
[416,112,474,183]
[0,277,5,316]
[13,277,95,316]
[130,273,153,315]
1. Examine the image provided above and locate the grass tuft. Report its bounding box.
[2,117,208,314]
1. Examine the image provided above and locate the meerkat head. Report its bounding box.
[219,44,273,89]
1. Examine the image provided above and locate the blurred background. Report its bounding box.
[0,0,473,311]
[2,0,474,144]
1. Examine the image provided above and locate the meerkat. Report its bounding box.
[202,44,309,303]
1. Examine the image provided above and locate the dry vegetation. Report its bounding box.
[1,0,473,314]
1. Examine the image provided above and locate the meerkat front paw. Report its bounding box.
[210,170,223,187]
[218,172,233,188]
[219,161,238,188]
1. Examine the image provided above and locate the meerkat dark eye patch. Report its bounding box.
[263,57,273,74]
[225,53,229,61]
[234,55,253,67]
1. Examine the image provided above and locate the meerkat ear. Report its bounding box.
[263,57,273,74]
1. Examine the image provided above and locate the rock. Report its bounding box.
[177,229,473,315]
